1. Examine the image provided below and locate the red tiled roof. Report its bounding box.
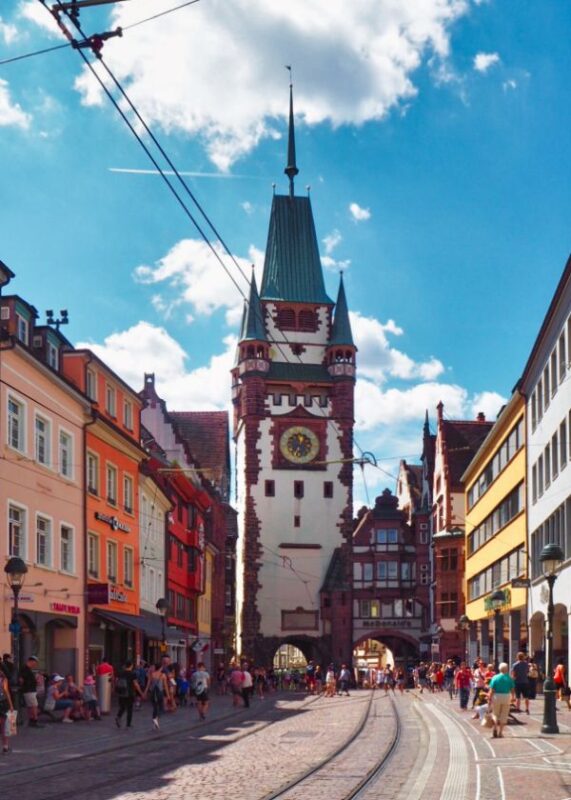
[170,411,230,497]
[442,419,494,488]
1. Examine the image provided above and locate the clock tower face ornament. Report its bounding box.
[279,426,320,464]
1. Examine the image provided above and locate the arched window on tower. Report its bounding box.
[247,345,255,358]
[298,309,316,332]
[277,308,296,329]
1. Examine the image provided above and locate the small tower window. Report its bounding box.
[247,345,255,358]
[265,480,275,497]
[294,515,301,527]
[298,309,316,332]
[277,308,296,329]
[324,482,333,498]
[294,481,304,499]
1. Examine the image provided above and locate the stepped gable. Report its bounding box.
[443,417,494,490]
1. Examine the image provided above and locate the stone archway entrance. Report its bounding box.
[353,632,419,686]
[273,643,308,670]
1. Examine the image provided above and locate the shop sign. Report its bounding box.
[213,648,224,654]
[511,578,530,589]
[110,585,128,603]
[361,619,414,628]
[50,602,80,615]
[191,638,208,652]
[94,511,130,533]
[87,583,110,605]
[4,593,34,604]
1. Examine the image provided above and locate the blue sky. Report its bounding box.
[1,0,569,503]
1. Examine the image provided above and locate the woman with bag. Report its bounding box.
[0,669,15,752]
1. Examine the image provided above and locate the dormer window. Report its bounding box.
[16,314,28,345]
[47,342,59,370]
[277,308,296,329]
[298,309,316,332]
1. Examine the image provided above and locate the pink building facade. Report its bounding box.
[1,337,91,680]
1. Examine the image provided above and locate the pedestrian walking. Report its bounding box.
[511,652,530,714]
[191,661,210,720]
[81,675,101,720]
[444,660,456,699]
[145,663,169,731]
[527,659,539,700]
[241,664,253,707]
[115,660,145,729]
[489,663,515,738]
[229,664,244,707]
[19,655,41,727]
[338,664,351,696]
[0,669,14,753]
[472,660,486,707]
[455,662,472,710]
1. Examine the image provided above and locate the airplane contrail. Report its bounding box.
[109,167,254,179]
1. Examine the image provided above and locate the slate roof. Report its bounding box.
[321,547,350,592]
[241,273,267,342]
[260,194,333,304]
[170,411,230,500]
[443,419,494,489]
[329,274,354,347]
[267,362,332,383]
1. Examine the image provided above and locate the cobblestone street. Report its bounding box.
[3,690,571,799]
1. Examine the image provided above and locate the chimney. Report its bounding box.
[476,412,486,422]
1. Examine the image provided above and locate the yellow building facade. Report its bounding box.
[463,391,527,665]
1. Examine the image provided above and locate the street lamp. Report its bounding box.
[490,589,505,671]
[156,597,168,655]
[539,543,564,735]
[458,614,471,664]
[4,557,28,700]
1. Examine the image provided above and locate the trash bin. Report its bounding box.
[96,672,113,714]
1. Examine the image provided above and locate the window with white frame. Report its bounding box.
[88,533,99,578]
[16,314,28,344]
[106,463,117,504]
[60,525,74,573]
[35,415,51,466]
[7,396,25,451]
[123,400,133,430]
[124,547,134,587]
[87,452,99,494]
[123,474,134,514]
[107,540,118,582]
[59,430,73,479]
[47,342,58,370]
[86,369,97,401]
[8,504,26,559]
[36,515,52,567]
[106,384,116,417]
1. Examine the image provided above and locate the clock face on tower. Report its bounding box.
[279,426,320,464]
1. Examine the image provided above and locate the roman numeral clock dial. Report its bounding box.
[279,426,320,464]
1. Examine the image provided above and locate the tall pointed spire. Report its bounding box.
[423,410,430,437]
[284,80,299,198]
[242,270,267,341]
[330,273,354,346]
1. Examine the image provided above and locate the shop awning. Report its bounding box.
[94,609,189,645]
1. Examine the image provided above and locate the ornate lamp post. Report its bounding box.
[4,557,28,701]
[490,589,505,671]
[458,614,471,664]
[156,597,168,655]
[539,543,564,735]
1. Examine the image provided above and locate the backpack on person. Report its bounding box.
[116,676,129,698]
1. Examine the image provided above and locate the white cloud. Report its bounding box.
[470,391,506,421]
[0,18,18,44]
[349,202,371,222]
[77,322,235,410]
[322,229,342,255]
[473,52,500,73]
[66,0,470,170]
[321,255,351,273]
[350,311,445,384]
[0,79,31,129]
[18,1,61,36]
[502,79,517,92]
[355,379,468,430]
[241,201,254,215]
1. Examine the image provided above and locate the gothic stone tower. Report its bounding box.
[232,86,356,666]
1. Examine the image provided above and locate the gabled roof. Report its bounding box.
[329,274,354,347]
[169,411,230,500]
[442,419,494,488]
[260,194,333,304]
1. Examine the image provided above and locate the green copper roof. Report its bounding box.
[242,273,267,341]
[260,194,333,304]
[267,362,332,383]
[329,274,354,346]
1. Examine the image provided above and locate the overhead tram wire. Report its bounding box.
[39,0,383,479]
[0,0,201,67]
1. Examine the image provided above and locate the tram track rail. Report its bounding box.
[263,691,402,800]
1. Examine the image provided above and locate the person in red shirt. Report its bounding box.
[455,662,472,709]
[95,658,114,676]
